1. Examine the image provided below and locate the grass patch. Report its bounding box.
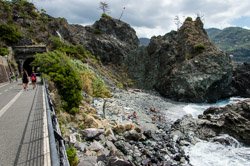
[72,59,111,98]
[66,146,79,166]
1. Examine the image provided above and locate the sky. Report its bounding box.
[32,0,250,38]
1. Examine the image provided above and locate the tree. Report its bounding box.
[99,1,109,14]
[196,12,205,23]
[118,7,126,20]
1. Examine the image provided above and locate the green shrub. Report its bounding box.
[186,17,193,21]
[49,37,95,61]
[94,28,102,35]
[72,59,111,98]
[33,51,83,113]
[0,24,22,44]
[69,107,79,115]
[101,13,112,19]
[0,47,9,56]
[194,43,205,53]
[66,146,79,166]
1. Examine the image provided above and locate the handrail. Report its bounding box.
[43,78,70,166]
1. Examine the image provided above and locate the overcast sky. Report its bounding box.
[33,0,250,38]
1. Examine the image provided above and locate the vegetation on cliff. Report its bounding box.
[33,51,83,114]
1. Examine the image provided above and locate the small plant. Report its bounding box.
[94,28,102,35]
[186,17,193,21]
[194,43,205,53]
[101,13,111,19]
[69,107,79,115]
[0,47,9,56]
[66,146,79,166]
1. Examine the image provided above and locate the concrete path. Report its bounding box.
[0,80,50,166]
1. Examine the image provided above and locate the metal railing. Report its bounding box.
[43,79,70,166]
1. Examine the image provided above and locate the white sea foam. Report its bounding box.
[184,135,250,166]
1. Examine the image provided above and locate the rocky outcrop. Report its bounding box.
[231,62,250,97]
[67,15,139,64]
[171,99,250,145]
[128,17,233,102]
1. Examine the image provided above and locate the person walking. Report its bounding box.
[15,71,18,82]
[9,72,13,83]
[22,69,29,90]
[30,71,37,89]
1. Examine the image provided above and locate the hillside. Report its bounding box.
[1,1,250,166]
[207,27,250,62]
[139,37,150,46]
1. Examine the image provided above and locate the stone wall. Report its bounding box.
[0,56,9,83]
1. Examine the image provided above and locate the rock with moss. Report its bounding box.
[129,17,233,102]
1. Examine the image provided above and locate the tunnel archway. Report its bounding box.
[23,58,37,76]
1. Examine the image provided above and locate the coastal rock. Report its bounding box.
[152,17,233,102]
[231,62,250,97]
[128,17,233,102]
[171,99,250,145]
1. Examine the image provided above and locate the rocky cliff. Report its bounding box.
[65,15,139,64]
[128,17,233,102]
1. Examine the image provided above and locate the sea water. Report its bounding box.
[184,136,250,166]
[183,97,247,118]
[182,97,250,166]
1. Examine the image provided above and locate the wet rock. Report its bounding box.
[211,134,240,147]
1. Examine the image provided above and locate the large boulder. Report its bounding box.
[147,17,233,102]
[231,62,250,97]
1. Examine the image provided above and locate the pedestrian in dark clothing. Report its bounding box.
[22,69,29,90]
[15,71,18,82]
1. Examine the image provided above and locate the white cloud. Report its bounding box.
[33,0,250,37]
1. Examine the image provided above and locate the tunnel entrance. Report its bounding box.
[12,45,47,76]
[23,58,37,76]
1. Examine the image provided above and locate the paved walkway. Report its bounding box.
[0,80,50,166]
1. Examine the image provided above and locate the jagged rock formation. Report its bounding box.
[128,17,233,102]
[66,15,139,64]
[171,99,250,145]
[231,62,250,97]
